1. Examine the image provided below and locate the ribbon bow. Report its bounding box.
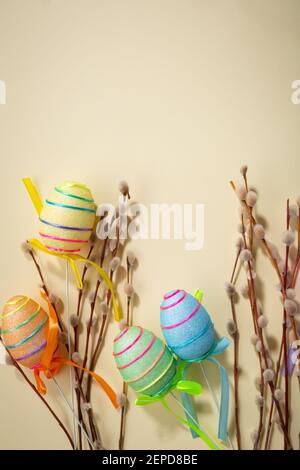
[179,290,230,443]
[33,289,119,409]
[180,337,230,442]
[134,363,221,450]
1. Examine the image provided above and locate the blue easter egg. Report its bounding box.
[160,289,215,361]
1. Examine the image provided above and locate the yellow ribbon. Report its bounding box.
[194,289,203,303]
[29,239,121,321]
[22,178,43,216]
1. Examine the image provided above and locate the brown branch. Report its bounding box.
[248,261,292,448]
[230,296,242,449]
[80,279,101,381]
[118,256,133,450]
[72,243,95,449]
[5,348,74,449]
[79,239,108,385]
[240,215,291,448]
[254,372,265,450]
[84,232,120,443]
[240,217,266,450]
[27,245,64,332]
[230,182,284,288]
[230,181,300,449]
[283,200,290,449]
[264,337,284,449]
[264,205,300,449]
[230,248,241,284]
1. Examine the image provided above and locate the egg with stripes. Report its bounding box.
[113,326,176,396]
[1,296,51,368]
[160,289,216,361]
[38,181,96,253]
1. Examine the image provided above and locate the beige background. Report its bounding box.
[0,0,300,450]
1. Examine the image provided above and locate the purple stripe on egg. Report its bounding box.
[113,327,143,356]
[118,334,156,369]
[15,341,47,361]
[114,327,129,342]
[163,289,180,300]
[161,302,201,330]
[160,290,186,310]
[39,217,93,232]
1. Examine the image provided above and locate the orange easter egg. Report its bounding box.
[1,296,50,368]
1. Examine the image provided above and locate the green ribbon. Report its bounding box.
[135,365,220,450]
[135,379,201,406]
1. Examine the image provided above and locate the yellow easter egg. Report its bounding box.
[1,296,50,368]
[38,181,96,253]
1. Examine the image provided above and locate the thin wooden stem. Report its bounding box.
[230,296,242,449]
[84,230,121,448]
[240,217,266,449]
[6,349,74,449]
[264,337,284,449]
[118,257,132,450]
[230,248,241,284]
[28,246,64,332]
[230,182,283,287]
[283,199,290,449]
[248,264,292,448]
[73,243,95,449]
[80,280,101,381]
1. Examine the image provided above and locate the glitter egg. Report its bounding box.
[38,181,96,253]
[113,326,176,396]
[160,289,216,361]
[1,295,50,368]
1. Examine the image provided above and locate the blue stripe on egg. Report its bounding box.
[160,289,216,361]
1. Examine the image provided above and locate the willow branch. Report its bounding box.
[283,200,290,449]
[119,256,132,450]
[6,348,74,449]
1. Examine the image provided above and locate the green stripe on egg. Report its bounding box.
[113,326,176,396]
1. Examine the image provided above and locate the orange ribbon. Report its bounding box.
[40,289,59,370]
[34,357,119,409]
[34,290,119,410]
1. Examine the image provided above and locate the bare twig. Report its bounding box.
[230,296,242,449]
[283,200,290,449]
[240,218,267,449]
[118,255,133,450]
[5,348,74,449]
[26,244,64,332]
[264,337,284,449]
[226,245,242,449]
[73,243,95,449]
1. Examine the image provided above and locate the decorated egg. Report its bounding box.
[38,181,96,253]
[113,326,176,396]
[1,296,50,368]
[160,289,215,361]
